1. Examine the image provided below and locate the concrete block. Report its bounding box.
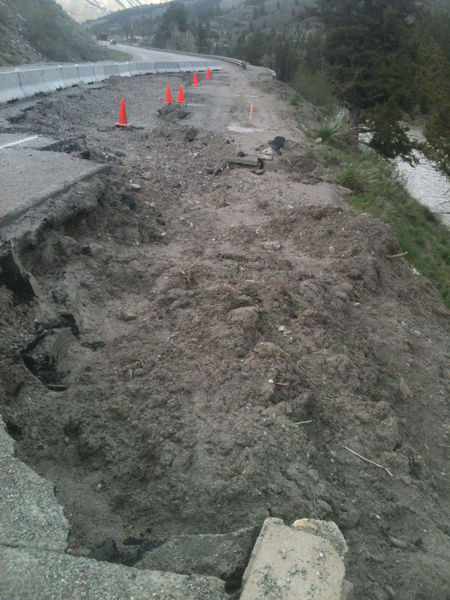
[136,61,157,75]
[0,69,26,103]
[0,546,228,600]
[18,68,48,96]
[127,62,140,76]
[117,63,132,77]
[0,453,68,552]
[240,518,348,600]
[93,63,106,80]
[178,61,197,72]
[136,526,259,583]
[103,63,120,78]
[77,64,96,84]
[60,65,80,87]
[190,61,208,72]
[154,61,181,73]
[42,66,64,91]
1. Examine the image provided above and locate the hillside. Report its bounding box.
[86,0,310,56]
[0,0,109,66]
[55,0,166,23]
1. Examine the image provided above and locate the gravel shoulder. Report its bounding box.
[0,64,449,599]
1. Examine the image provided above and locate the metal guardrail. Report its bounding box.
[133,45,247,70]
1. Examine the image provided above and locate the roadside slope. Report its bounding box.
[0,64,448,599]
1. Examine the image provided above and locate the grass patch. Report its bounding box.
[290,94,301,107]
[322,145,450,307]
[315,117,349,144]
[101,48,132,62]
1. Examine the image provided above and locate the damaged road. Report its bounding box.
[0,64,449,599]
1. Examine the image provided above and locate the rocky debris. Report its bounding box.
[240,518,351,600]
[136,527,259,590]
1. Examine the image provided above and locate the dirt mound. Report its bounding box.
[1,66,449,599]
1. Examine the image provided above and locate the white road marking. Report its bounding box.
[0,135,39,149]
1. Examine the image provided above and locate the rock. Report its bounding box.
[240,518,350,600]
[228,306,259,327]
[376,416,400,451]
[337,185,353,196]
[398,376,412,400]
[260,241,281,251]
[335,503,361,530]
[119,310,137,322]
[355,410,372,424]
[184,128,197,142]
[269,136,286,152]
[129,183,141,191]
[229,157,263,169]
[253,342,285,360]
[136,527,259,586]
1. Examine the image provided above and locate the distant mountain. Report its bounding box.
[55,0,166,22]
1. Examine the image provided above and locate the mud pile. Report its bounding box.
[1,67,449,599]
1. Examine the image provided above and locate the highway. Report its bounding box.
[0,47,218,229]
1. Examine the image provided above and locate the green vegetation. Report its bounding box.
[314,118,349,144]
[1,0,107,65]
[103,49,132,62]
[320,144,450,307]
[307,0,423,158]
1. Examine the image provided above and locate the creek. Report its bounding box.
[395,127,450,226]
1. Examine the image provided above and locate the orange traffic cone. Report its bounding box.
[206,67,211,79]
[193,72,199,86]
[165,85,172,104]
[115,98,129,127]
[177,85,185,103]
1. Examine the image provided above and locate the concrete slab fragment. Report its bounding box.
[0,133,58,150]
[0,546,228,600]
[0,149,108,227]
[0,417,15,457]
[241,518,347,600]
[137,526,259,582]
[0,454,68,552]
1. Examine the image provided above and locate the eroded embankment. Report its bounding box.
[0,67,449,599]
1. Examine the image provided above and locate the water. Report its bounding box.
[395,128,450,226]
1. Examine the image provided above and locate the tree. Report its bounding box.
[310,0,424,159]
[417,39,450,175]
[153,2,189,49]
